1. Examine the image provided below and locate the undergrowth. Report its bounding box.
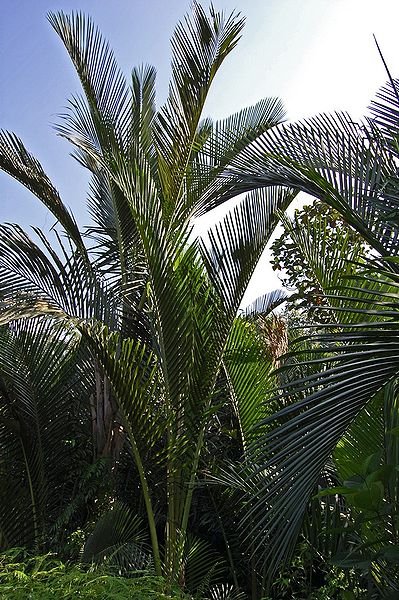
[0,549,190,599]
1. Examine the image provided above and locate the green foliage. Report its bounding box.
[227,70,399,589]
[270,200,368,324]
[267,542,364,599]
[0,319,95,551]
[0,550,189,599]
[309,381,399,596]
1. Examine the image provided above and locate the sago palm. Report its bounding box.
[0,317,94,551]
[0,3,292,586]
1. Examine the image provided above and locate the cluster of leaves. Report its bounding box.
[0,549,189,599]
[270,200,369,324]
[222,66,399,595]
[267,544,362,600]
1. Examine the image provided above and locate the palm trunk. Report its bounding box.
[90,362,123,461]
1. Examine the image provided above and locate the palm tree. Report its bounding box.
[223,75,399,591]
[0,3,292,586]
[0,317,95,551]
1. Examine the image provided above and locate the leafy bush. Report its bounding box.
[0,550,190,599]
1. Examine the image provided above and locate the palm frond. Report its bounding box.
[82,324,164,456]
[190,98,286,219]
[0,224,117,327]
[174,97,287,224]
[48,11,130,151]
[0,317,84,549]
[207,583,246,600]
[228,111,399,258]
[223,319,275,448]
[82,501,150,572]
[85,170,148,311]
[241,289,288,318]
[369,78,399,146]
[236,263,399,580]
[201,186,295,318]
[129,64,157,157]
[333,391,384,482]
[205,98,286,169]
[0,131,84,251]
[154,2,245,217]
[183,533,226,595]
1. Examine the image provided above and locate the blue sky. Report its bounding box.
[1,0,399,300]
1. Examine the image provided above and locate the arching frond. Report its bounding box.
[0,225,117,327]
[154,2,245,217]
[241,289,288,318]
[229,111,399,258]
[174,97,287,223]
[237,263,399,580]
[83,502,150,572]
[201,186,294,318]
[48,11,130,151]
[0,131,85,251]
[0,317,85,549]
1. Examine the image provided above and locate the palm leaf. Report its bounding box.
[190,98,286,218]
[201,186,295,318]
[237,263,399,580]
[183,533,226,595]
[154,2,245,218]
[241,289,288,318]
[0,131,84,251]
[369,78,399,146]
[129,64,157,158]
[223,319,275,448]
[0,224,117,327]
[228,111,399,258]
[333,391,384,482]
[82,501,150,572]
[208,584,246,600]
[0,317,84,549]
[48,11,130,150]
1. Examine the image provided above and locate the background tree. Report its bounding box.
[270,199,369,324]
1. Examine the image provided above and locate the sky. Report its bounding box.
[1,0,399,304]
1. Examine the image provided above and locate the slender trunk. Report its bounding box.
[166,454,177,581]
[209,491,240,591]
[91,362,124,461]
[125,422,162,576]
[166,421,207,586]
[21,440,39,546]
[165,426,184,585]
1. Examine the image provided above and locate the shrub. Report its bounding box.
[0,550,190,599]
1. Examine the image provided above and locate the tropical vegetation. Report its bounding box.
[1,3,399,598]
